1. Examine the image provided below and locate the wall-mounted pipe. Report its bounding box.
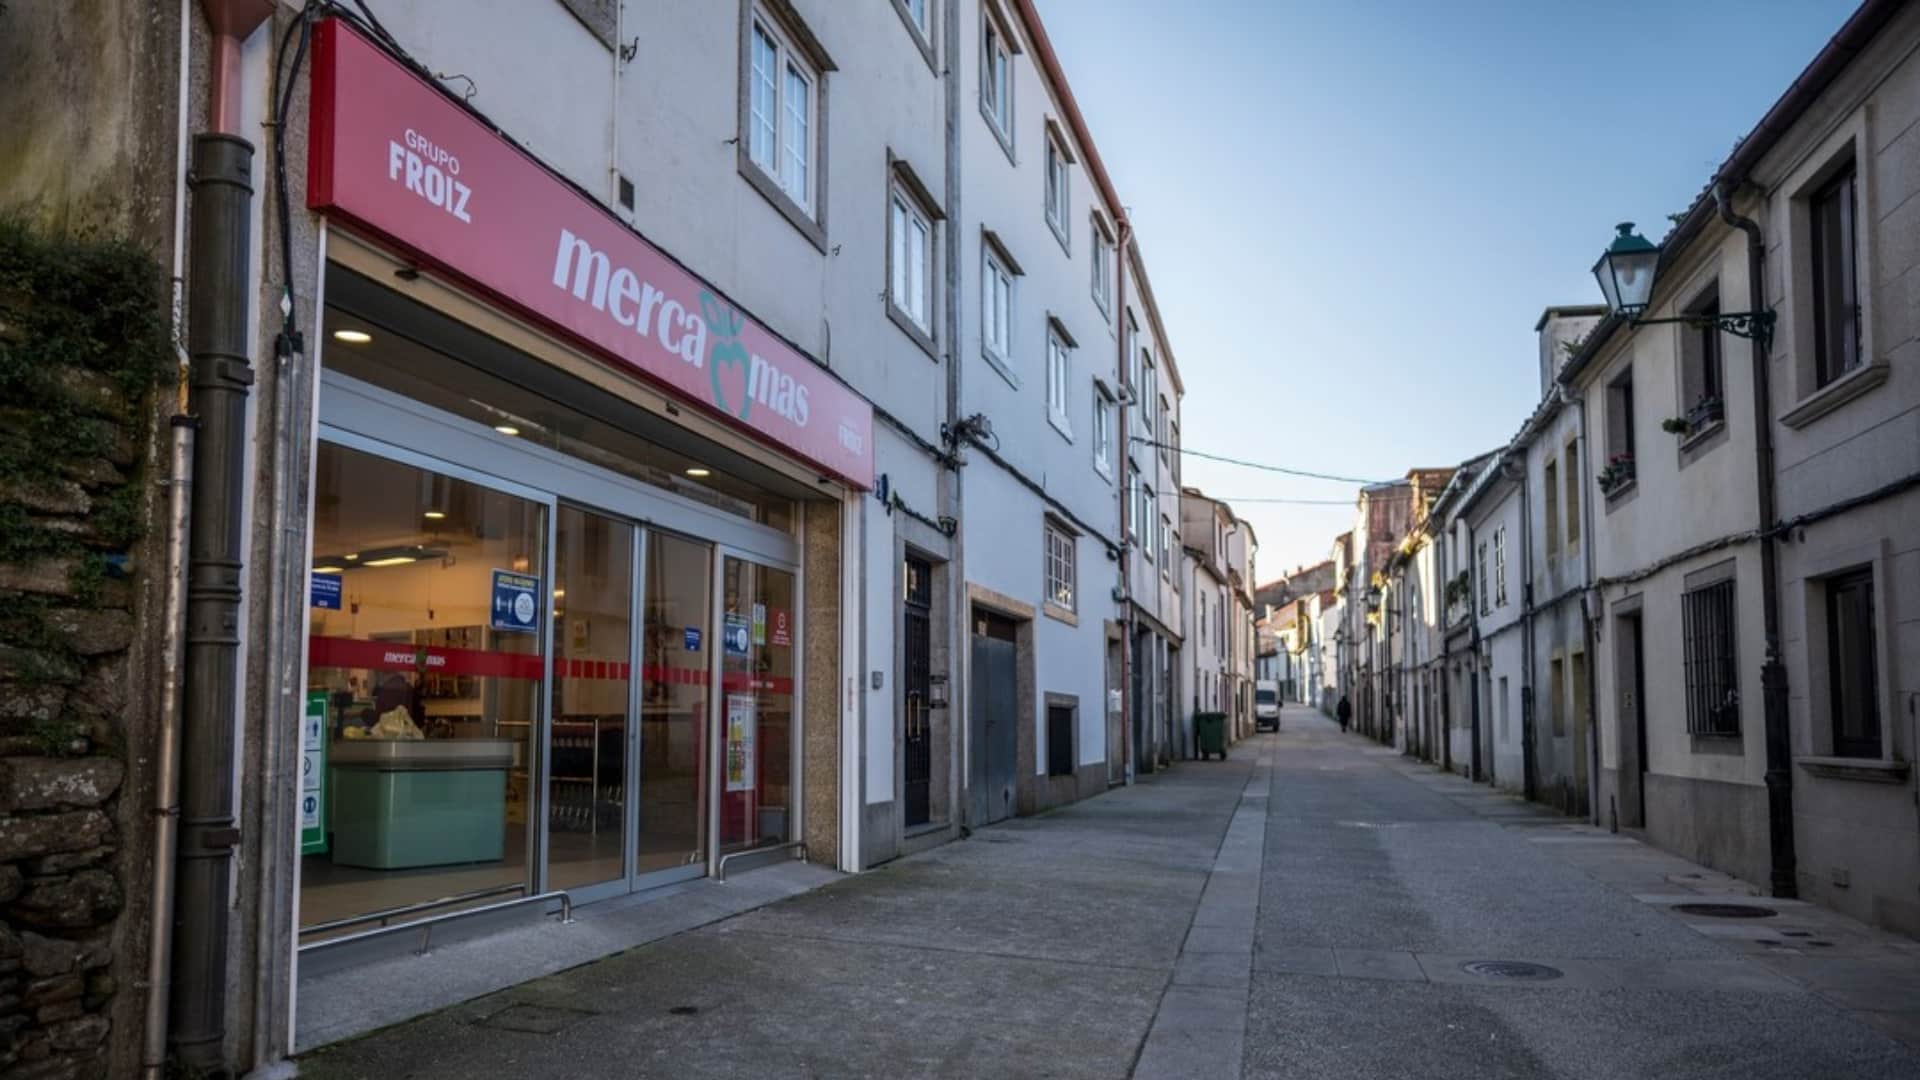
[1715,178,1797,899]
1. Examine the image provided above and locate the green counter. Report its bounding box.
[329,738,516,870]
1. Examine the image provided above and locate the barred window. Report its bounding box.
[1682,579,1739,735]
[1044,520,1076,612]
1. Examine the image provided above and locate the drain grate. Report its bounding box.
[1461,960,1563,981]
[1673,902,1777,919]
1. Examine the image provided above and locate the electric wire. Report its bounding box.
[1129,437,1389,485]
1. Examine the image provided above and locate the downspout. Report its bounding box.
[173,1,274,1071]
[1468,517,1484,783]
[142,3,197,1074]
[1716,178,1797,899]
[1505,455,1538,803]
[1561,383,1602,824]
[941,0,965,823]
[1115,222,1134,783]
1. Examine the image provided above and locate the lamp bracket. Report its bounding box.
[1630,309,1775,351]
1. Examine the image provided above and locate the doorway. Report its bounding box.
[902,555,933,828]
[715,553,799,856]
[970,611,1019,825]
[1617,612,1647,828]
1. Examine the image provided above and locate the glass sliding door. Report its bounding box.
[301,441,547,933]
[716,554,797,853]
[547,505,636,896]
[638,531,713,876]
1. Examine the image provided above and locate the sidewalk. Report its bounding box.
[1378,744,1920,1053]
[297,745,1264,1079]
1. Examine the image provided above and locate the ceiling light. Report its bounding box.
[494,425,520,437]
[685,467,712,478]
[312,565,344,575]
[423,510,446,520]
[332,329,373,345]
[553,588,566,598]
[362,555,418,567]
[343,553,359,561]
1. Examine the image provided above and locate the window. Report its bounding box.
[1476,542,1489,615]
[746,14,817,215]
[1128,472,1144,541]
[1092,387,1113,476]
[1091,220,1113,314]
[1498,677,1510,739]
[897,0,932,41]
[1810,163,1860,388]
[889,189,933,337]
[1681,286,1724,419]
[1564,438,1580,551]
[981,14,1013,147]
[1140,355,1157,449]
[1826,569,1879,758]
[1605,366,1636,490]
[1493,526,1507,607]
[1044,520,1076,613]
[1158,397,1172,465]
[1159,515,1172,576]
[1046,703,1076,776]
[1046,327,1071,434]
[1544,458,1560,556]
[1044,132,1071,246]
[982,242,1014,367]
[1682,579,1739,735]
[1197,591,1207,647]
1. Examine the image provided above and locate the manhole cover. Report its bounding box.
[476,1002,597,1035]
[1673,902,1777,919]
[1461,960,1563,981]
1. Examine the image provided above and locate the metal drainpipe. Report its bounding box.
[1505,455,1538,803]
[941,0,964,824]
[1468,517,1484,783]
[1716,178,1797,899]
[1561,383,1602,825]
[1115,222,1133,783]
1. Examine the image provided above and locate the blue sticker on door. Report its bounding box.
[491,570,541,633]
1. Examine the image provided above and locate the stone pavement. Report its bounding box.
[295,705,1920,1078]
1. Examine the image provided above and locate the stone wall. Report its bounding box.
[0,219,172,1079]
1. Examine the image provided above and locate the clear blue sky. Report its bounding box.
[1035,0,1860,581]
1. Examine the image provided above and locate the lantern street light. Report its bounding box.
[1591,222,1775,349]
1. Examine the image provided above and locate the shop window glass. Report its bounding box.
[719,556,796,851]
[547,506,634,892]
[300,442,546,933]
[640,531,713,872]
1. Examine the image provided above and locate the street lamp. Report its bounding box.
[1591,222,1775,348]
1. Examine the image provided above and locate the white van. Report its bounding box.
[1255,680,1281,730]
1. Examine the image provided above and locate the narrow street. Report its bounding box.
[298,706,1920,1079]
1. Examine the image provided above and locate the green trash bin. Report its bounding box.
[1194,712,1228,761]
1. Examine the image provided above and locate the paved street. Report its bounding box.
[299,706,1920,1079]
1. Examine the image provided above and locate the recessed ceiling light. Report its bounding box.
[685,467,711,478]
[494,425,520,437]
[332,329,373,345]
[312,565,344,575]
[362,555,418,567]
[553,588,566,598]
[423,510,446,520]
[343,553,359,561]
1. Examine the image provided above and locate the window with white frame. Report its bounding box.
[982,242,1014,366]
[1159,397,1172,464]
[1493,526,1508,606]
[1137,480,1152,557]
[1046,327,1071,433]
[1159,515,1172,575]
[981,13,1013,146]
[746,12,817,214]
[889,186,933,336]
[1044,134,1069,242]
[1045,520,1076,612]
[1477,542,1489,615]
[1092,386,1113,476]
[897,0,932,42]
[1091,219,1112,314]
[1140,355,1157,448]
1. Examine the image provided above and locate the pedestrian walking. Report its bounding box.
[1336,694,1351,732]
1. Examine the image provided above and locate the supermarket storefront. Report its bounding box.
[295,19,869,943]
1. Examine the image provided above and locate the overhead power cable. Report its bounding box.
[1130,438,1389,486]
[1206,496,1357,506]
